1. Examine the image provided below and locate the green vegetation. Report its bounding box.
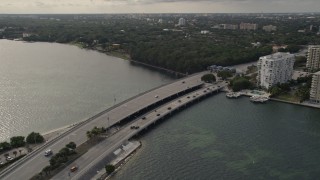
[278,45,301,53]
[1,14,319,73]
[217,70,233,80]
[31,136,105,180]
[230,76,253,92]
[26,132,45,144]
[0,132,45,155]
[47,143,77,173]
[295,76,312,102]
[86,126,106,139]
[246,65,258,74]
[269,76,312,102]
[268,83,291,97]
[0,141,11,153]
[294,56,307,68]
[105,164,115,174]
[201,74,216,83]
[10,136,25,148]
[30,142,78,180]
[66,142,77,150]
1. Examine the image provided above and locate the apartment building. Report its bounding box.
[240,23,258,30]
[310,71,320,103]
[257,52,295,89]
[306,45,320,71]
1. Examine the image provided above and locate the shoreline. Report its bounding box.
[3,39,184,77]
[223,89,320,109]
[41,123,78,142]
[270,98,320,109]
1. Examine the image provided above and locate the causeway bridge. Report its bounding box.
[0,71,227,180]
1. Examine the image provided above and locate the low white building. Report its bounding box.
[262,25,277,32]
[310,71,320,103]
[201,30,210,34]
[257,52,295,89]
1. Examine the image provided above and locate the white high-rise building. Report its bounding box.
[310,71,320,103]
[262,25,277,32]
[257,52,295,89]
[178,18,186,26]
[306,45,320,71]
[222,24,238,30]
[240,23,258,30]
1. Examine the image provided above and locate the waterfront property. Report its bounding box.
[306,45,320,71]
[257,52,295,89]
[310,71,320,103]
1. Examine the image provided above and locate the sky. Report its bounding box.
[0,0,319,14]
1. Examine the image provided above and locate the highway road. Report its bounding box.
[53,81,228,179]
[0,72,208,180]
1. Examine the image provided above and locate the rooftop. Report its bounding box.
[261,52,294,61]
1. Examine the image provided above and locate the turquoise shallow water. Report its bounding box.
[113,94,320,180]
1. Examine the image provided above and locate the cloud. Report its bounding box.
[0,0,319,13]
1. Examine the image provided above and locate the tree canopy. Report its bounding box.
[10,136,25,148]
[26,132,45,144]
[201,74,216,83]
[105,164,115,174]
[230,76,253,92]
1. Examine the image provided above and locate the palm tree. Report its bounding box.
[86,131,92,139]
[19,149,22,155]
[12,151,17,157]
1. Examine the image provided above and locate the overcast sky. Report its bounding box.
[0,0,319,14]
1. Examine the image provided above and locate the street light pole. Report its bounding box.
[107,116,110,131]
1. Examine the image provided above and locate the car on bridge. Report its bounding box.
[44,149,53,157]
[70,166,78,172]
[130,126,139,129]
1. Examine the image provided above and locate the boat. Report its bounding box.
[250,96,269,103]
[226,92,241,98]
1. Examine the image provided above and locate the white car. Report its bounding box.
[6,156,13,161]
[44,149,53,157]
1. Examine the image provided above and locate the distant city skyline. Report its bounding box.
[0,0,320,14]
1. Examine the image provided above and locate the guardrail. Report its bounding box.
[0,72,206,178]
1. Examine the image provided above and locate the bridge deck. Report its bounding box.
[54,81,227,179]
[0,72,211,180]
